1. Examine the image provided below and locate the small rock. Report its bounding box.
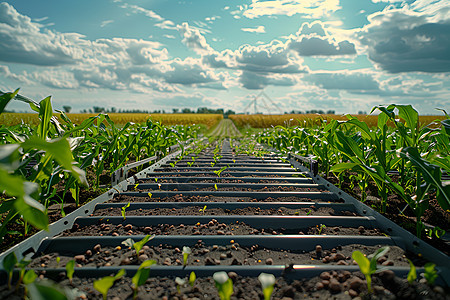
[205,257,216,265]
[320,272,331,280]
[335,253,345,261]
[349,277,364,290]
[373,286,385,295]
[120,258,131,265]
[85,250,92,257]
[74,255,85,262]
[139,254,149,261]
[329,279,342,293]
[163,258,171,266]
[112,232,119,236]
[220,253,227,260]
[349,289,359,297]
[337,260,349,265]
[143,227,152,233]
[214,259,221,265]
[377,256,387,264]
[124,224,133,230]
[228,272,238,282]
[231,258,241,265]
[217,230,225,235]
[316,282,324,290]
[265,258,273,265]
[315,245,322,253]
[381,260,394,266]
[321,280,329,287]
[378,270,395,282]
[93,244,101,252]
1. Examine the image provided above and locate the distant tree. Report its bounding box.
[63,106,72,113]
[93,106,105,113]
[182,108,192,113]
[173,108,179,113]
[358,111,367,115]
[326,110,335,114]
[110,107,117,113]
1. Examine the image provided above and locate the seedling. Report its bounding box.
[317,224,326,235]
[121,202,131,220]
[189,271,196,287]
[22,269,37,295]
[148,192,152,198]
[214,184,218,190]
[169,162,175,167]
[258,273,276,300]
[122,234,155,259]
[423,262,438,285]
[134,183,139,190]
[352,246,390,293]
[306,210,312,216]
[187,162,194,167]
[199,205,207,215]
[407,259,417,284]
[182,246,192,267]
[213,271,233,300]
[56,256,61,268]
[66,259,75,284]
[15,257,31,291]
[154,178,158,183]
[213,166,227,178]
[132,260,156,300]
[3,252,17,289]
[94,269,126,300]
[175,277,186,294]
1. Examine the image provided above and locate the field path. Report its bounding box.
[209,119,242,137]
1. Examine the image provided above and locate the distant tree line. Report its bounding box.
[287,109,336,114]
[75,106,235,115]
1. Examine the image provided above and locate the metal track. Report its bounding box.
[1,138,449,291]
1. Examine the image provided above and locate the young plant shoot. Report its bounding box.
[121,202,131,220]
[94,269,126,300]
[258,273,276,300]
[66,260,75,285]
[122,234,155,259]
[132,260,156,300]
[213,271,233,300]
[352,247,390,293]
[182,246,192,267]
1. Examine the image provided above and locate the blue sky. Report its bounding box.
[0,0,449,114]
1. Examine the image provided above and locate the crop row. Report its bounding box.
[253,104,449,239]
[0,90,202,249]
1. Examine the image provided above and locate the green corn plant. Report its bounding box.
[213,271,233,300]
[213,166,227,178]
[132,260,156,300]
[175,277,186,294]
[189,271,196,287]
[15,257,31,291]
[407,259,417,284]
[199,205,207,215]
[22,269,37,296]
[423,263,438,285]
[258,273,276,300]
[94,269,126,300]
[352,246,390,293]
[66,260,75,285]
[182,246,191,267]
[317,224,326,235]
[121,202,131,220]
[122,234,155,259]
[3,252,17,289]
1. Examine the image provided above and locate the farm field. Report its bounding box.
[0,112,223,128]
[0,90,449,299]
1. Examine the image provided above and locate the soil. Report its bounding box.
[29,241,411,269]
[139,186,325,192]
[93,206,357,217]
[142,178,295,184]
[63,220,382,237]
[109,194,344,204]
[1,271,448,300]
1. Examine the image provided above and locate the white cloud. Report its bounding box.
[288,21,357,56]
[359,2,450,72]
[241,0,341,19]
[305,70,380,91]
[155,20,177,30]
[241,25,266,33]
[100,20,114,28]
[177,22,214,55]
[119,3,164,21]
[163,34,175,39]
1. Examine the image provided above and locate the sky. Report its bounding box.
[0,0,449,114]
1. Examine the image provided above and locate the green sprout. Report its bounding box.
[199,205,207,215]
[213,271,233,300]
[424,262,438,285]
[122,234,155,259]
[94,269,126,300]
[306,210,312,216]
[22,269,37,296]
[66,259,75,285]
[407,259,417,284]
[182,246,192,267]
[213,166,227,178]
[154,178,158,183]
[134,183,139,190]
[15,257,31,291]
[3,252,17,289]
[132,260,156,300]
[175,277,186,294]
[351,246,390,293]
[56,256,61,268]
[189,271,196,287]
[317,224,326,235]
[258,273,276,300]
[121,202,131,220]
[214,184,218,190]
[148,192,152,198]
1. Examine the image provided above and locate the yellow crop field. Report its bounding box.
[229,114,446,128]
[0,113,223,128]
